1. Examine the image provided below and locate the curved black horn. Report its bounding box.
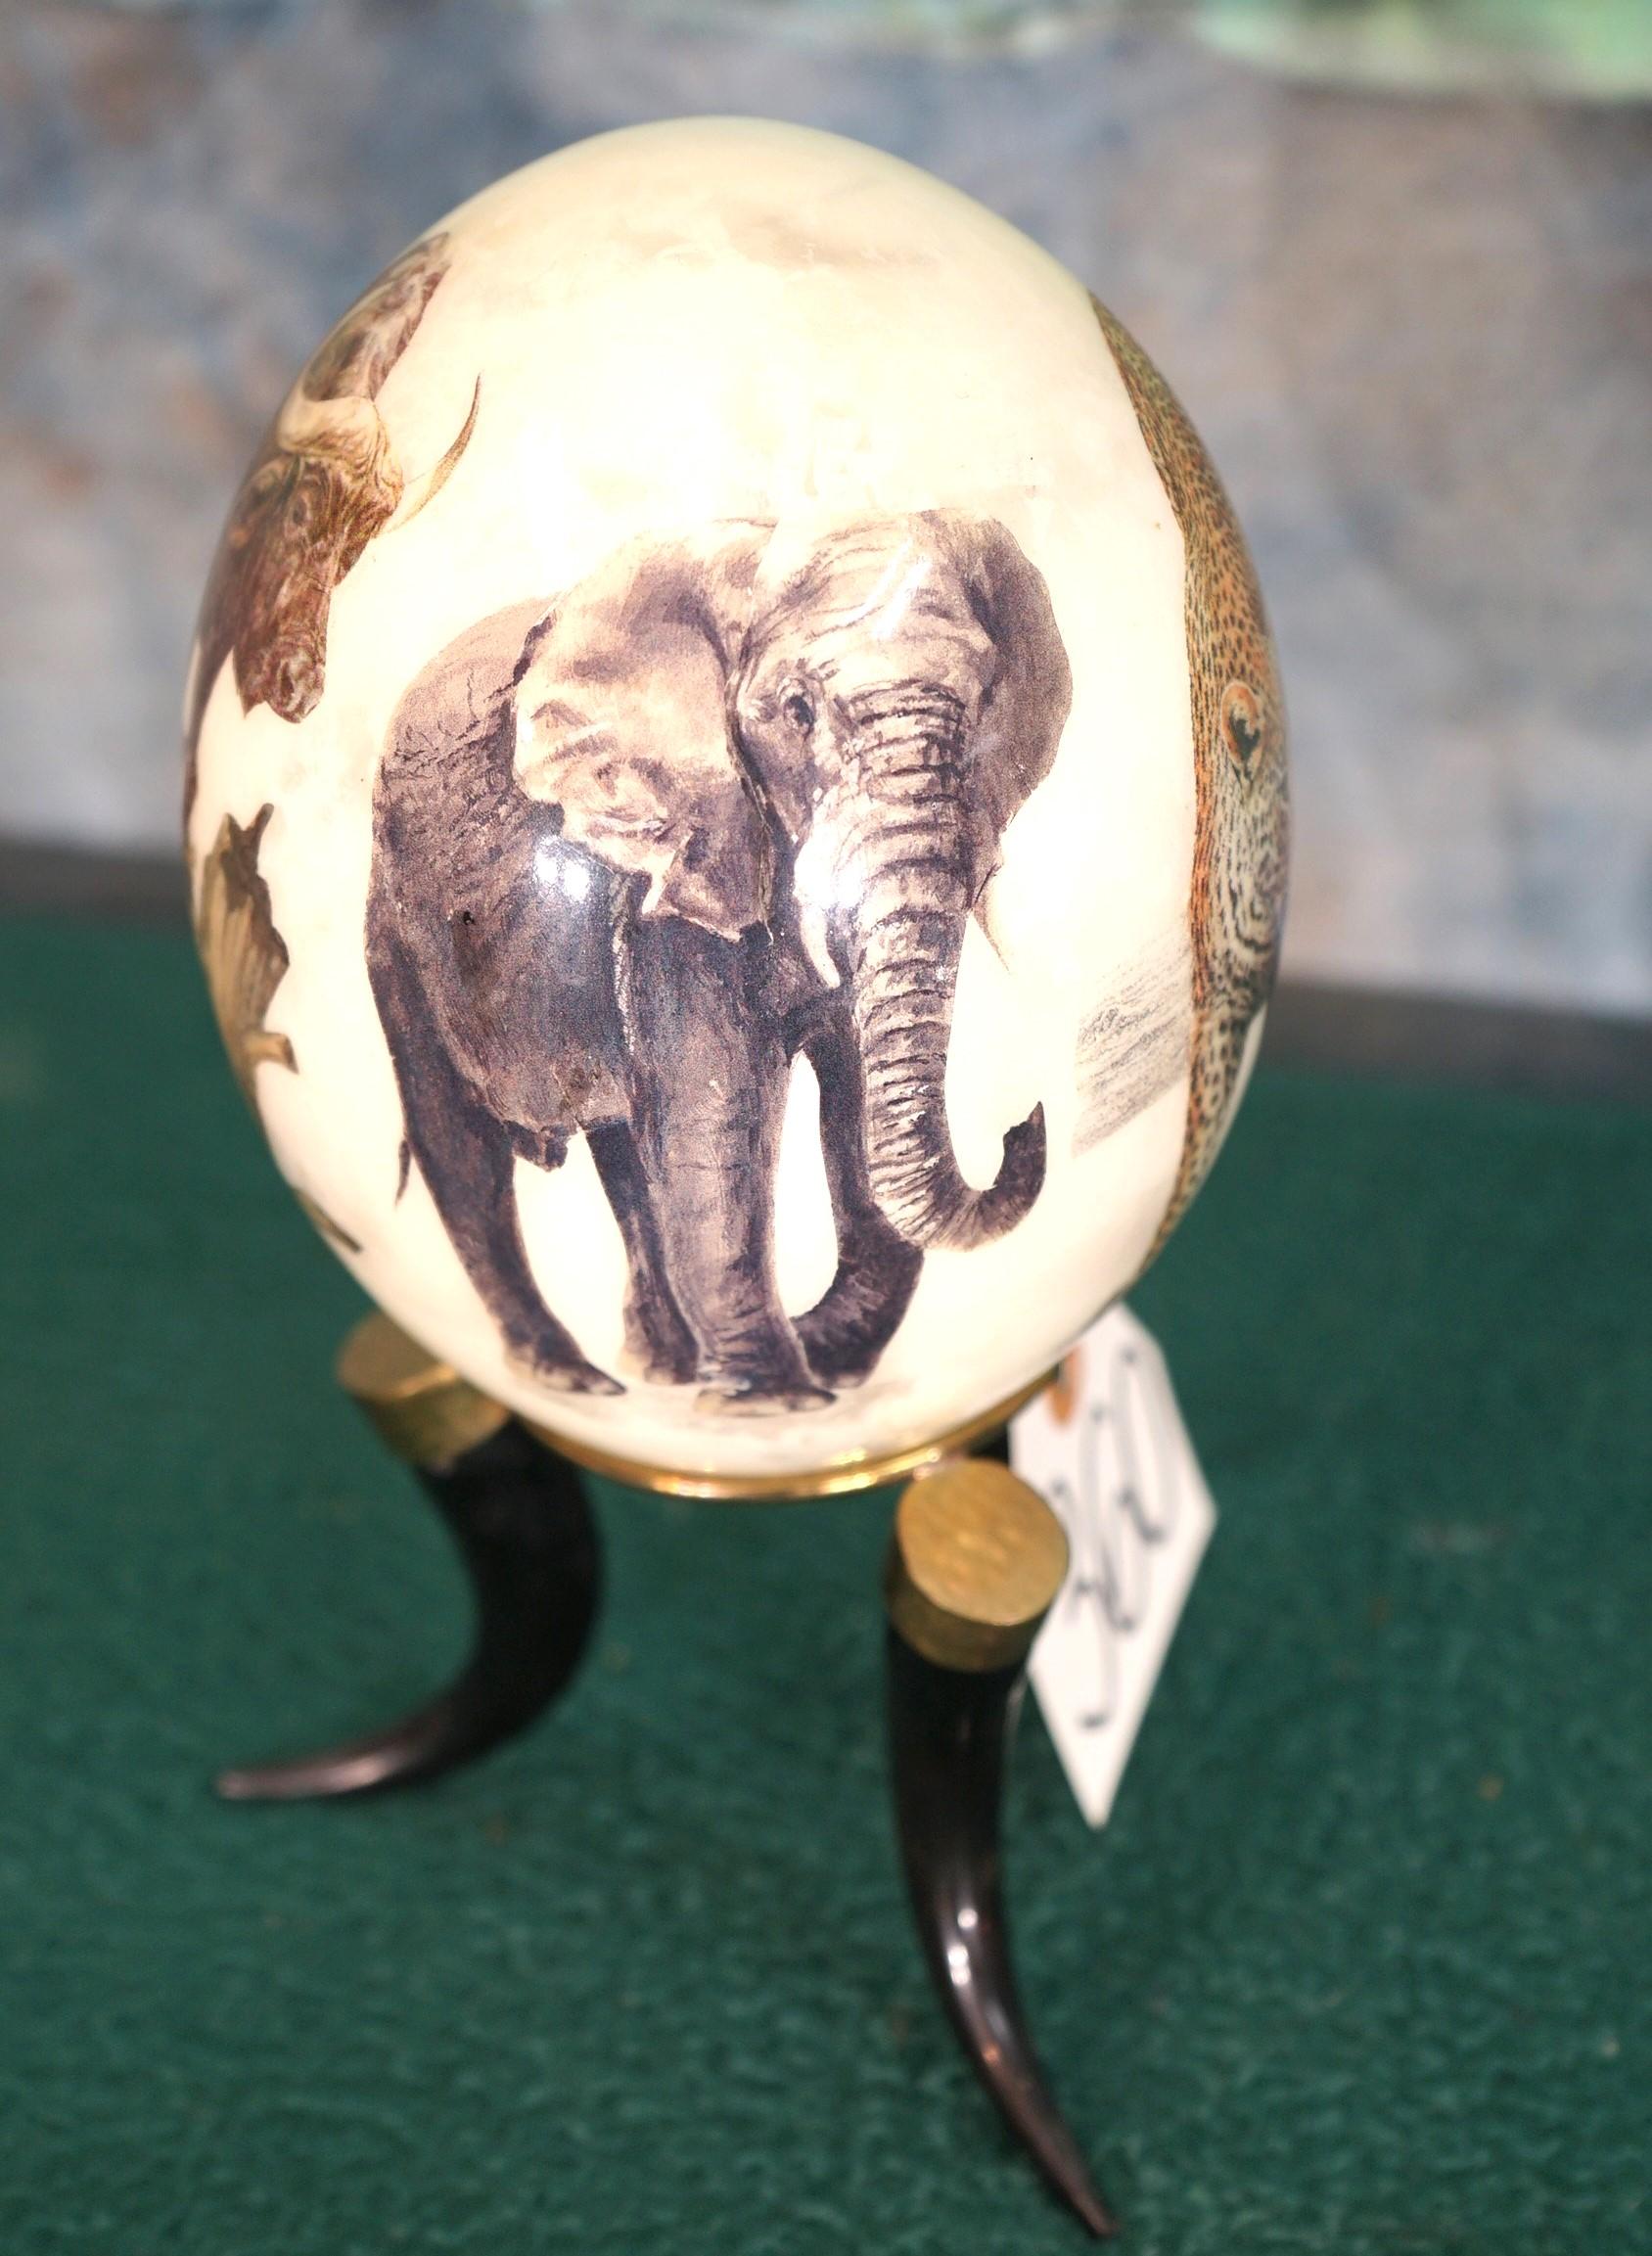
[216,1315,599,1802]
[884,1458,1118,2238]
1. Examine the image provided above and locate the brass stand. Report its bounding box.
[218,1313,1115,2236]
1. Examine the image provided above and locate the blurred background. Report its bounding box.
[3,0,1651,1017]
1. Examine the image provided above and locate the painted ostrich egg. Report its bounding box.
[186,117,1287,1491]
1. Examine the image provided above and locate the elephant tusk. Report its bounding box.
[974,874,1012,970]
[385,374,482,533]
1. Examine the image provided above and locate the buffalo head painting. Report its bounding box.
[184,232,479,822]
[367,513,1072,1410]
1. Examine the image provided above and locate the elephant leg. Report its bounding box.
[586,1121,698,1385]
[376,939,620,1397]
[795,1014,924,1386]
[620,917,830,1411]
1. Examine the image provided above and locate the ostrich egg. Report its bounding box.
[186,117,1287,1491]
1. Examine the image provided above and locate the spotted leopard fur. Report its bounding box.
[1094,298,1289,1250]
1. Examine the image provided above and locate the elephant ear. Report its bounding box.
[513,530,774,942]
[924,512,1073,906]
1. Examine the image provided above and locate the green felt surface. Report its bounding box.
[1,915,1647,2255]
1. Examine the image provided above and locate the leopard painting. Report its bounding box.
[1095,298,1290,1249]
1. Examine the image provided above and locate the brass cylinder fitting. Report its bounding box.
[335,1312,510,1470]
[885,1456,1070,1673]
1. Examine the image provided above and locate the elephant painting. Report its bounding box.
[366,514,1072,1408]
[184,232,479,824]
[1093,300,1289,1248]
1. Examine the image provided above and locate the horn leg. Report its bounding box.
[216,1315,599,1802]
[884,1458,1118,2239]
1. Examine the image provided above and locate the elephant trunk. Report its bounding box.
[845,695,1046,1251]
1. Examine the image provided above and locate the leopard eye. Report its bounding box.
[1220,681,1262,769]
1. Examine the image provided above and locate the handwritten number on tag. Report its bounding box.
[1012,1307,1216,1826]
[1050,1345,1183,1727]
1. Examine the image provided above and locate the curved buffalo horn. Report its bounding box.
[216,1313,599,1801]
[885,1458,1119,2239]
[274,389,392,480]
[384,373,482,532]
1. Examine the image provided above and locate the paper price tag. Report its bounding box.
[1010,1303,1215,1827]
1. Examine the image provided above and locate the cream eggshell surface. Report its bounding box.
[186,117,1287,1489]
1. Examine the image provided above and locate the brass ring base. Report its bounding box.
[338,1312,1054,1499]
[522,1366,1056,1499]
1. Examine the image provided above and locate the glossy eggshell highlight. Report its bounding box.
[186,117,1286,1489]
